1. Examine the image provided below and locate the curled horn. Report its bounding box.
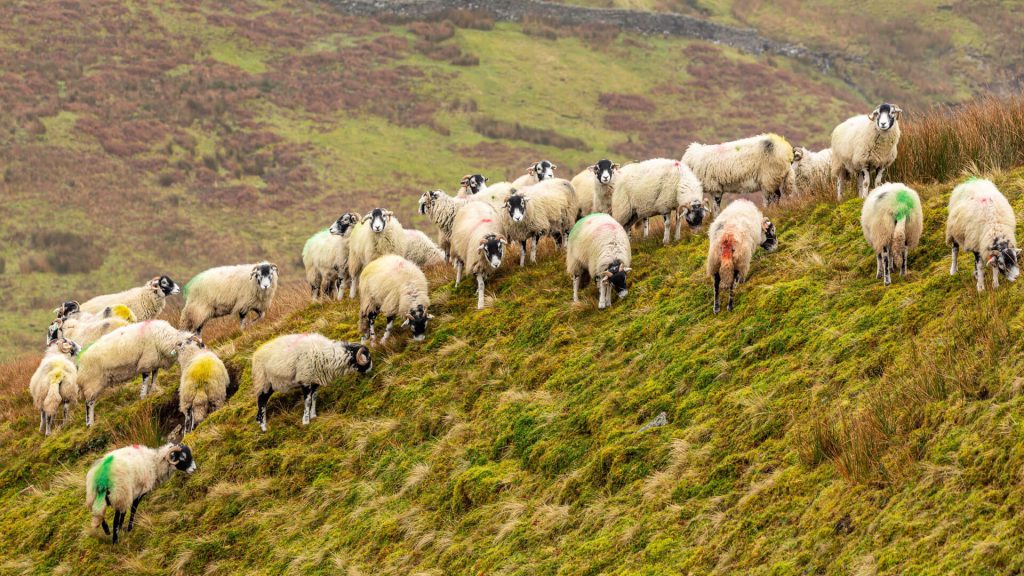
[550,164,557,170]
[382,209,393,217]
[361,213,373,223]
[460,175,472,186]
[892,105,902,119]
[792,147,804,162]
[355,347,370,366]
[869,107,880,120]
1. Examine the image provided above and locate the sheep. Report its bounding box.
[303,212,360,300]
[402,229,446,267]
[457,174,488,198]
[28,337,80,435]
[706,199,778,313]
[565,213,633,309]
[946,178,1020,291]
[512,160,556,188]
[251,333,372,431]
[860,183,924,285]
[358,254,433,344]
[419,189,468,262]
[180,262,279,334]
[80,276,180,321]
[472,181,515,210]
[86,443,195,544]
[500,188,552,266]
[572,159,619,219]
[450,200,508,310]
[831,103,902,199]
[347,208,406,299]
[517,178,579,249]
[792,147,833,196]
[611,159,707,245]
[682,133,796,208]
[48,303,135,347]
[78,320,192,426]
[174,335,229,433]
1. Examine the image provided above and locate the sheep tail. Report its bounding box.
[892,218,907,271]
[91,455,115,526]
[43,370,64,417]
[719,234,736,288]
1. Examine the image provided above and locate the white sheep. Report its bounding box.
[517,178,579,249]
[303,212,360,300]
[511,160,556,188]
[499,188,552,266]
[791,147,833,197]
[457,174,488,198]
[565,213,632,309]
[78,320,192,426]
[860,183,924,285]
[706,199,778,313]
[28,337,80,435]
[174,335,229,433]
[358,254,433,343]
[450,200,508,310]
[572,159,619,218]
[682,133,796,208]
[831,103,902,199]
[48,303,135,347]
[419,189,468,263]
[180,262,278,334]
[611,158,707,245]
[86,443,196,544]
[80,276,180,321]
[402,229,446,267]
[252,333,372,431]
[946,178,1020,291]
[472,181,515,211]
[347,208,406,298]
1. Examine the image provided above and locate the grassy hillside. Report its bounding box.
[3,154,1024,573]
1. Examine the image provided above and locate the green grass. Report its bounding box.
[3,168,1024,574]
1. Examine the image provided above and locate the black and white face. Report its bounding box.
[871,103,899,131]
[506,194,528,222]
[47,320,62,345]
[62,338,81,358]
[605,260,631,299]
[55,301,80,319]
[419,191,440,215]
[170,444,196,474]
[347,344,373,373]
[175,334,205,355]
[592,159,617,185]
[761,218,779,252]
[478,235,505,268]
[329,213,359,236]
[367,208,391,233]
[157,276,181,296]
[683,199,707,228]
[989,239,1020,281]
[533,160,555,181]
[403,304,433,342]
[252,263,277,290]
[463,174,487,194]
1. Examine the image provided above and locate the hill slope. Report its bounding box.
[2,166,1024,574]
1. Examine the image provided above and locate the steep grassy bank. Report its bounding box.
[2,165,1024,574]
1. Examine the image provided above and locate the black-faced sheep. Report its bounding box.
[303,212,360,300]
[611,159,706,244]
[29,337,80,435]
[572,159,619,219]
[706,199,778,313]
[419,189,468,263]
[347,209,406,298]
[180,262,279,334]
[566,213,632,309]
[831,103,902,199]
[861,183,924,285]
[358,254,432,343]
[457,174,488,197]
[80,276,180,321]
[512,160,556,188]
[450,200,507,310]
[946,178,1020,291]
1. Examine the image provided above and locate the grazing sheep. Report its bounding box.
[572,159,619,219]
[29,337,80,436]
[419,189,468,262]
[80,276,180,321]
[611,159,707,244]
[358,255,433,343]
[792,147,833,197]
[706,199,778,313]
[450,200,508,310]
[457,174,488,198]
[946,178,1020,291]
[402,229,446,267]
[518,178,579,249]
[682,133,796,207]
[831,103,902,199]
[566,213,632,309]
[174,335,229,433]
[251,333,372,431]
[303,212,360,300]
[180,262,279,334]
[861,183,924,285]
[347,209,406,298]
[48,304,135,347]
[78,320,192,426]
[500,189,551,266]
[512,160,556,188]
[86,443,195,544]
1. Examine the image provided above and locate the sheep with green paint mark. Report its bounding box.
[303,213,360,300]
[174,335,229,433]
[180,262,278,334]
[861,183,924,285]
[81,276,180,321]
[566,213,632,309]
[946,178,1020,291]
[86,443,195,544]
[29,338,80,436]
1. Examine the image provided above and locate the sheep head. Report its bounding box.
[761,218,779,252]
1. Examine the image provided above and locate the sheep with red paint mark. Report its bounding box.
[706,200,778,313]
[566,213,632,309]
[946,178,1020,291]
[450,200,507,310]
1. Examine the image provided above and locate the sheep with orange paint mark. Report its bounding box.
[706,199,778,313]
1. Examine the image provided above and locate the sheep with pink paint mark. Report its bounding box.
[566,213,632,309]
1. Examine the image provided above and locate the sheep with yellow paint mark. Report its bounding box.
[29,337,80,436]
[174,335,229,433]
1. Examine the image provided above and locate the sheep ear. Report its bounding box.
[427,313,435,319]
[612,163,620,170]
[460,175,471,185]
[271,264,278,272]
[551,164,557,169]
[892,106,902,119]
[477,240,487,252]
[589,164,598,173]
[869,108,880,120]
[483,176,489,182]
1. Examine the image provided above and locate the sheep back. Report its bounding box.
[861,183,924,253]
[945,178,1017,256]
[402,229,445,267]
[566,213,631,281]
[683,134,795,200]
[359,254,430,321]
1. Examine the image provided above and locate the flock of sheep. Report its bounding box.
[25,101,1022,544]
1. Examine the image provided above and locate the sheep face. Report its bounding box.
[50,337,80,358]
[347,343,373,373]
[47,319,63,344]
[988,239,1020,282]
[531,160,556,181]
[478,234,506,268]
[251,263,278,291]
[149,275,181,297]
[174,334,205,355]
[505,194,528,222]
[603,260,631,300]
[169,444,197,474]
[54,300,80,319]
[870,103,901,131]
[329,212,359,237]
[365,208,393,233]
[760,218,779,252]
[682,199,708,228]
[591,159,618,185]
[418,190,441,215]
[403,304,433,342]
[461,174,488,195]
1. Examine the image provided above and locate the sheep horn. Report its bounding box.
[356,347,369,365]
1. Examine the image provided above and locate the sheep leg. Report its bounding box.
[39,411,45,433]
[973,252,984,292]
[45,414,51,436]
[836,177,844,201]
[727,277,736,312]
[902,248,908,276]
[63,402,69,424]
[381,316,394,344]
[301,385,312,426]
[186,407,194,433]
[875,253,883,279]
[713,272,721,314]
[477,274,486,310]
[256,390,272,431]
[531,236,539,263]
[992,266,1000,290]
[876,167,886,185]
[674,209,683,241]
[859,168,871,198]
[950,242,959,275]
[86,401,95,427]
[310,385,319,419]
[127,495,144,532]
[349,276,358,299]
[101,517,111,535]
[643,219,649,238]
[880,247,890,285]
[598,280,607,310]
[572,275,580,303]
[112,510,124,544]
[662,214,671,245]
[519,240,527,267]
[455,261,463,286]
